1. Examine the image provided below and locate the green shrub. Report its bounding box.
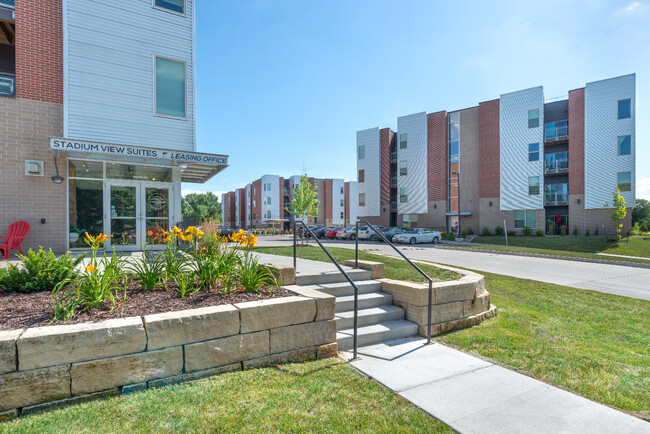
[547,224,554,235]
[128,251,165,291]
[507,230,516,237]
[560,226,567,236]
[235,255,281,294]
[535,229,544,236]
[586,228,590,237]
[447,231,456,241]
[481,227,491,236]
[174,273,197,299]
[522,226,532,236]
[0,247,85,293]
[461,228,474,238]
[440,232,447,240]
[193,243,239,292]
[495,226,504,236]
[573,227,578,236]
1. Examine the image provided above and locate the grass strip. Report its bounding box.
[0,358,452,433]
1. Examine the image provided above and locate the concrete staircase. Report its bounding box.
[292,268,418,350]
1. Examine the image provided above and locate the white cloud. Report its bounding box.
[637,177,650,200]
[615,1,647,16]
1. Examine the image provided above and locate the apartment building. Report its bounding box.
[222,174,358,229]
[0,0,228,253]
[357,74,636,235]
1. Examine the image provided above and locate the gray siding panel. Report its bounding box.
[397,112,428,215]
[584,74,636,209]
[64,0,195,151]
[357,127,381,217]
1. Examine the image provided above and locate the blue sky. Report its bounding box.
[186,0,650,200]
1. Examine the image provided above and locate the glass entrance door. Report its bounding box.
[105,182,172,250]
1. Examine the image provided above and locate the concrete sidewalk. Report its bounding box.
[342,338,649,434]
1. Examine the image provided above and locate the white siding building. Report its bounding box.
[332,178,345,225]
[357,127,381,217]
[396,112,428,216]
[261,174,280,222]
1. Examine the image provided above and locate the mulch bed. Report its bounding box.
[0,282,295,331]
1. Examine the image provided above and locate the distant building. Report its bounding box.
[357,74,636,235]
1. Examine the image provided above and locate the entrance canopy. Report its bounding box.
[50,137,229,183]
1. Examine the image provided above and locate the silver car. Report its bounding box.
[336,226,358,240]
[393,228,441,245]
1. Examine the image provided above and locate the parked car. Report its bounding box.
[358,225,385,241]
[310,227,331,239]
[392,228,441,245]
[325,227,342,239]
[296,226,318,238]
[378,226,407,242]
[336,226,358,240]
[215,225,234,237]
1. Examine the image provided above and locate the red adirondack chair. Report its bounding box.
[0,221,31,260]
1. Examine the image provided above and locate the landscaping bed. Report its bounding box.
[0,285,292,331]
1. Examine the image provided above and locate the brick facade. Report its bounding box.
[379,128,392,206]
[478,99,500,199]
[427,111,447,202]
[568,88,585,195]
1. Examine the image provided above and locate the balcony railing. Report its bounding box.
[545,183,568,205]
[390,202,397,212]
[545,120,568,142]
[545,152,568,174]
[0,0,14,10]
[390,151,397,162]
[390,175,397,187]
[0,74,15,97]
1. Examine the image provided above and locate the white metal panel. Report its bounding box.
[245,184,251,227]
[397,112,428,215]
[357,127,381,217]
[234,188,240,227]
[585,74,636,209]
[261,174,280,222]
[332,178,344,225]
[499,86,545,211]
[348,182,358,224]
[64,0,195,151]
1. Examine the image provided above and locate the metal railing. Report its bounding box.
[0,75,15,97]
[293,220,361,360]
[545,152,568,173]
[390,175,397,187]
[390,151,397,162]
[390,202,397,212]
[355,220,434,344]
[544,120,568,142]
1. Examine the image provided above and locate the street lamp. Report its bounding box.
[452,171,461,237]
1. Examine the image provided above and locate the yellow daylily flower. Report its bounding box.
[85,264,96,273]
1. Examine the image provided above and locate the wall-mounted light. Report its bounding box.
[51,155,64,184]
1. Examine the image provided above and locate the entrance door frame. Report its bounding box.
[104,180,174,251]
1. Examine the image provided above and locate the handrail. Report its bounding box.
[355,220,434,344]
[293,221,360,360]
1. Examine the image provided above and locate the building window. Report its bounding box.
[340,211,344,219]
[359,193,365,207]
[528,109,539,128]
[266,210,271,218]
[618,135,631,155]
[358,169,365,183]
[340,199,344,207]
[399,160,407,176]
[528,176,540,195]
[253,187,256,195]
[154,0,185,14]
[358,145,365,160]
[253,200,256,207]
[617,171,632,192]
[618,98,631,119]
[252,213,256,220]
[155,56,186,117]
[267,182,272,191]
[514,210,536,229]
[340,187,344,194]
[399,133,407,149]
[400,187,408,203]
[528,143,539,161]
[266,197,271,205]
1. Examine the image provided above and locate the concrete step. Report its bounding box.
[335,292,393,313]
[295,280,382,297]
[336,320,419,350]
[335,305,405,329]
[296,268,372,285]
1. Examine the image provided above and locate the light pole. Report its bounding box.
[452,171,461,237]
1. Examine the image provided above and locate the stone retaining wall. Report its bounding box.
[346,259,497,336]
[0,289,336,420]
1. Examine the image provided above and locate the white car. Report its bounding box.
[392,228,441,245]
[357,225,385,241]
[336,226,358,240]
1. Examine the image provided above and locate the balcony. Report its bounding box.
[390,202,397,212]
[0,0,14,10]
[0,73,14,97]
[545,184,568,206]
[390,151,397,162]
[390,175,397,187]
[545,152,568,174]
[545,120,568,142]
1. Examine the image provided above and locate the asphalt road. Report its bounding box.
[257,236,650,301]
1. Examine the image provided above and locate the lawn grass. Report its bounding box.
[0,358,452,433]
[469,235,650,260]
[259,247,650,419]
[255,246,459,283]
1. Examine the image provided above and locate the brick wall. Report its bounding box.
[0,98,66,253]
[568,88,585,195]
[324,179,332,221]
[478,99,500,199]
[238,189,246,228]
[427,111,447,202]
[379,128,392,206]
[15,0,63,103]
[251,179,261,227]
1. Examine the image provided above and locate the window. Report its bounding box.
[358,169,365,183]
[400,187,408,203]
[253,187,256,195]
[528,109,539,128]
[154,0,185,14]
[400,133,407,149]
[340,211,344,219]
[359,193,365,206]
[618,135,631,156]
[267,182,272,191]
[266,197,271,205]
[528,143,539,161]
[340,199,344,207]
[617,171,632,192]
[358,145,365,160]
[340,187,344,194]
[514,210,536,229]
[528,176,540,195]
[155,56,186,117]
[266,210,271,218]
[253,200,256,207]
[399,160,407,176]
[618,98,631,119]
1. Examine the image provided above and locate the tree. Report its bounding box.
[181,192,221,224]
[632,199,650,230]
[606,188,627,241]
[286,175,319,243]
